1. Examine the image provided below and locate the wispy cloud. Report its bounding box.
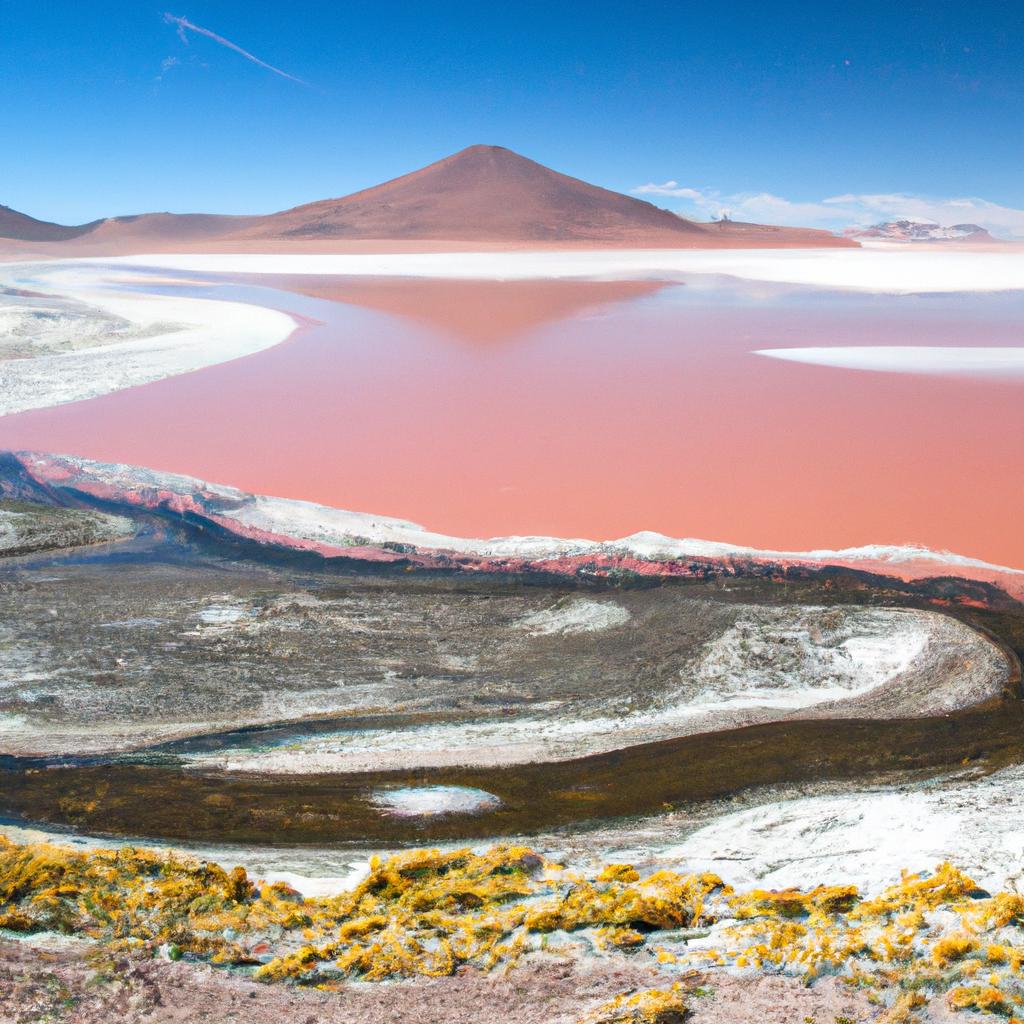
[163,13,308,86]
[633,181,706,200]
[154,55,181,82]
[632,182,1024,239]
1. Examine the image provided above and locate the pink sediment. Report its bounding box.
[10,452,1022,603]
[201,522,414,563]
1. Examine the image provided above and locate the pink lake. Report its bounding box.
[1,271,1022,569]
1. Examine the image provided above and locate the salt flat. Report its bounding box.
[0,262,294,414]
[759,344,1024,377]
[89,245,1024,293]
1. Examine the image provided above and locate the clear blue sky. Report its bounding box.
[2,1,1022,226]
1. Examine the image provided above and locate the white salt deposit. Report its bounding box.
[515,598,631,636]
[258,863,371,898]
[0,713,30,735]
[370,786,502,818]
[211,492,1024,580]
[757,345,1024,377]
[196,605,250,626]
[0,262,294,414]
[182,607,982,774]
[662,763,1024,894]
[0,509,27,550]
[689,609,928,709]
[91,247,1024,295]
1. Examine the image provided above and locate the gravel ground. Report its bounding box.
[0,555,1007,761]
[0,501,132,559]
[0,938,881,1024]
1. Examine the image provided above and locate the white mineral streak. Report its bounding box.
[514,598,631,636]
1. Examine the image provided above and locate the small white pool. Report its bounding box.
[370,785,502,818]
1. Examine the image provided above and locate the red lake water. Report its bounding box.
[1,271,1022,568]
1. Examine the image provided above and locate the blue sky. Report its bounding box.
[2,1,1023,233]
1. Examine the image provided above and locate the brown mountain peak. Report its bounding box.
[245,144,710,243]
[0,146,856,252]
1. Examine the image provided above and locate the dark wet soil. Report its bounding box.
[4,692,1023,846]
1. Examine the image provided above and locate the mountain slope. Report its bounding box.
[1,146,856,251]
[82,212,259,245]
[0,205,97,242]
[702,219,853,247]
[0,208,254,245]
[237,145,711,243]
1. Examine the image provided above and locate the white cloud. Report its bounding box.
[631,182,1024,239]
[155,55,181,82]
[633,181,705,200]
[163,13,309,86]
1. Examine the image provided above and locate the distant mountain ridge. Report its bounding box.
[0,204,97,243]
[846,219,995,243]
[1,145,855,251]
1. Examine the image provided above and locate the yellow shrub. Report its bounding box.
[598,864,640,884]
[948,985,1009,1014]
[731,884,859,920]
[931,934,979,967]
[581,984,688,1024]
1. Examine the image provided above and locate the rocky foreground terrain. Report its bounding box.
[0,556,1008,762]
[0,937,878,1024]
[0,500,131,558]
[0,836,1012,1024]
[1,456,1022,1022]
